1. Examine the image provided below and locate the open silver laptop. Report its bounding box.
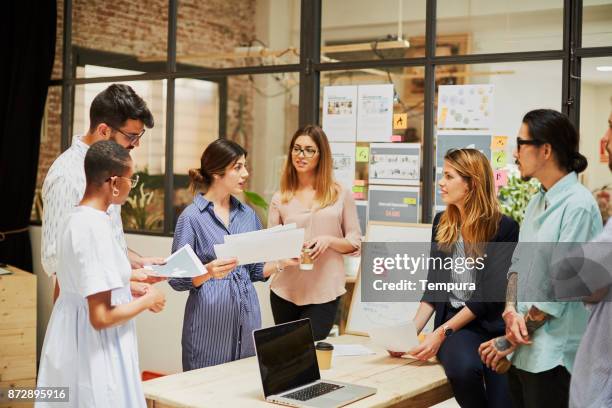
[253,319,376,408]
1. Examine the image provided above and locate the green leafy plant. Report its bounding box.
[121,168,164,231]
[498,174,540,224]
[244,190,269,226]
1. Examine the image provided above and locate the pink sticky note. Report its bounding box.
[494,170,508,187]
[353,192,365,200]
[391,135,403,142]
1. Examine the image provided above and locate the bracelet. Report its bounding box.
[275,261,284,274]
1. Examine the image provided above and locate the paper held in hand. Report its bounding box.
[214,225,305,266]
[368,322,419,353]
[144,244,206,278]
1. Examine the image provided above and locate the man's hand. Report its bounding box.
[479,337,517,372]
[205,258,238,279]
[131,268,168,284]
[130,254,165,270]
[502,308,531,345]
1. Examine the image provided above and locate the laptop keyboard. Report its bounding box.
[282,382,344,401]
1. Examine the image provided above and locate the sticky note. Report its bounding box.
[492,151,507,169]
[391,134,403,142]
[393,113,408,129]
[353,192,365,200]
[356,146,369,162]
[494,170,508,187]
[492,136,508,149]
[353,179,367,186]
[352,186,366,193]
[403,197,417,205]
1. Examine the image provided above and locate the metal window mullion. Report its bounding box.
[164,0,177,234]
[60,0,73,152]
[422,0,436,224]
[298,0,321,126]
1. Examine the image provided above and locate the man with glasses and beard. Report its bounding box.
[42,84,164,302]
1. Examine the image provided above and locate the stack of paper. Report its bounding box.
[144,244,206,278]
[214,224,304,266]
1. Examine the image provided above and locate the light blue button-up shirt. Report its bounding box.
[510,172,603,374]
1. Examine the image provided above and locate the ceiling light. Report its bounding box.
[596,66,612,72]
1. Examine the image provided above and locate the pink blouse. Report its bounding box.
[268,186,362,305]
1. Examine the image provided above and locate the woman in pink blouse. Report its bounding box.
[268,125,362,340]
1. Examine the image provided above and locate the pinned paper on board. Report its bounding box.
[393,113,408,129]
[494,170,508,187]
[492,150,507,169]
[330,142,356,190]
[492,136,508,149]
[356,146,370,162]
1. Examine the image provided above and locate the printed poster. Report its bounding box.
[330,142,356,190]
[322,86,358,142]
[357,84,394,142]
[437,84,494,130]
[369,143,420,186]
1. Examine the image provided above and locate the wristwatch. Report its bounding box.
[442,325,453,337]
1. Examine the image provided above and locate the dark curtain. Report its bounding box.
[0,1,57,272]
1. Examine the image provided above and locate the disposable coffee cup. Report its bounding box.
[315,341,334,370]
[300,247,314,270]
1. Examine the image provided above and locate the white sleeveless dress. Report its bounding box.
[36,206,145,407]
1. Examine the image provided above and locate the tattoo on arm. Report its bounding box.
[506,272,518,310]
[494,336,513,351]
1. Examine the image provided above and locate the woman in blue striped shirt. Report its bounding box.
[169,139,297,371]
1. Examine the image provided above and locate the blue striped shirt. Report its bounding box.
[169,193,264,371]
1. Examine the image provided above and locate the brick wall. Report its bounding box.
[38,0,257,190]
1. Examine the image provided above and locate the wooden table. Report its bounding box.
[144,335,452,408]
[0,265,37,408]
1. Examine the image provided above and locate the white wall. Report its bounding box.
[30,226,275,375]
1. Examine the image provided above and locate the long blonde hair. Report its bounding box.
[436,148,501,256]
[280,125,339,208]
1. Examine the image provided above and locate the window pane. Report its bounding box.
[579,57,612,224]
[583,0,612,47]
[73,75,167,233]
[437,0,563,55]
[173,78,220,227]
[32,86,62,222]
[72,0,168,78]
[321,0,426,62]
[434,60,562,213]
[176,0,300,70]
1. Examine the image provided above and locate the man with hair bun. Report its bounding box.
[479,109,602,408]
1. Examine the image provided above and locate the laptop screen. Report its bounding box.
[253,319,320,397]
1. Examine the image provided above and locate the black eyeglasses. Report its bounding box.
[112,127,146,144]
[107,174,139,189]
[292,146,318,158]
[516,137,544,150]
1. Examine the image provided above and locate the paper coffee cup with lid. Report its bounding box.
[315,341,333,370]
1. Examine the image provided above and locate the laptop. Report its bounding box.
[253,319,376,408]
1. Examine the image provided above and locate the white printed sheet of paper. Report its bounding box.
[322,85,358,142]
[145,244,206,278]
[369,143,420,186]
[330,142,356,190]
[214,228,305,266]
[356,84,394,142]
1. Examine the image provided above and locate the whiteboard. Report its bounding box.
[345,221,433,336]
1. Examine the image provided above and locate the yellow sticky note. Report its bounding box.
[492,151,507,169]
[492,136,508,149]
[403,197,417,205]
[356,146,369,162]
[393,113,408,129]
